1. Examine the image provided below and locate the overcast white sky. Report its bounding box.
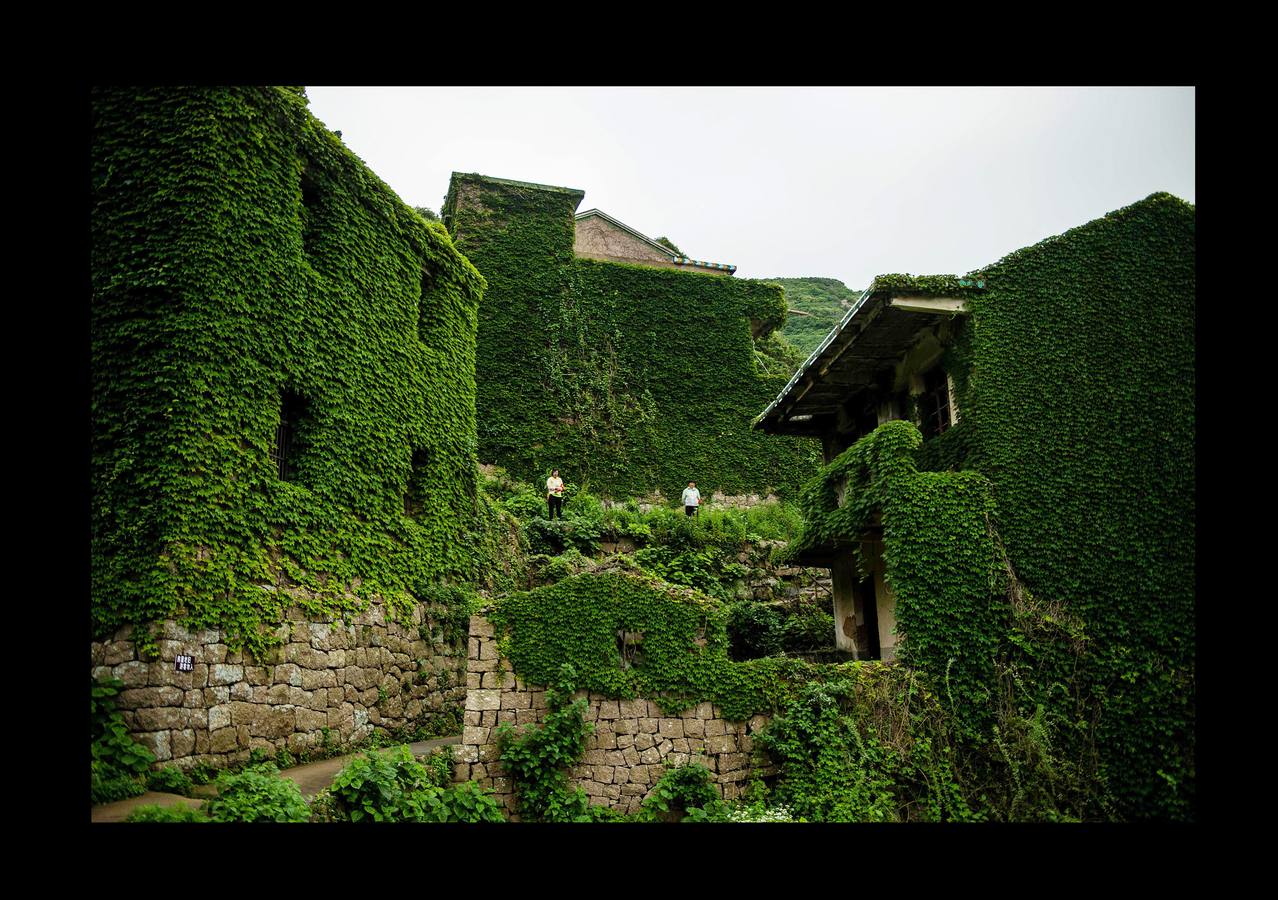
[304,86,1194,287]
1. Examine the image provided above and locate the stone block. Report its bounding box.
[114,660,150,688]
[639,748,660,765]
[582,749,609,766]
[295,668,330,690]
[704,719,726,737]
[621,782,647,796]
[706,735,736,755]
[194,731,210,754]
[671,738,690,753]
[468,690,501,711]
[229,682,254,701]
[515,708,539,726]
[183,690,203,709]
[136,707,185,731]
[638,718,658,734]
[456,744,478,764]
[210,664,244,686]
[501,691,531,710]
[273,664,303,687]
[658,719,685,739]
[480,710,498,726]
[657,740,674,756]
[463,726,489,746]
[249,707,295,739]
[91,665,113,683]
[102,642,134,666]
[210,727,238,753]
[616,734,635,749]
[634,733,654,752]
[470,617,495,638]
[595,732,617,750]
[614,766,630,784]
[718,752,749,774]
[468,638,481,660]
[296,707,327,731]
[480,671,503,689]
[171,729,196,759]
[597,700,620,720]
[471,657,496,673]
[202,644,228,665]
[748,714,770,733]
[137,731,172,762]
[618,699,646,718]
[667,752,689,768]
[479,640,498,661]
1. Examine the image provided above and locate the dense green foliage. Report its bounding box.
[779,193,1194,819]
[946,192,1195,820]
[147,765,195,797]
[489,569,826,720]
[91,87,486,658]
[327,745,504,822]
[444,173,818,500]
[91,677,154,803]
[125,803,211,823]
[203,763,312,822]
[765,276,861,356]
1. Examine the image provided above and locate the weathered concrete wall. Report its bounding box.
[90,593,467,771]
[574,215,680,269]
[456,616,775,818]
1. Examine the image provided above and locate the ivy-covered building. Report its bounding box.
[442,172,818,501]
[91,88,487,766]
[756,193,1195,819]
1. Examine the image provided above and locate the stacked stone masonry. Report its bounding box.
[455,615,776,818]
[90,594,467,771]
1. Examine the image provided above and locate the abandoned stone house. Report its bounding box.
[754,193,1195,665]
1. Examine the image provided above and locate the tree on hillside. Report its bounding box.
[415,206,440,222]
[655,236,684,256]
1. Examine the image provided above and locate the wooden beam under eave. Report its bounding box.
[888,296,968,315]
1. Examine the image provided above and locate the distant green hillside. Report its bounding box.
[766,277,862,356]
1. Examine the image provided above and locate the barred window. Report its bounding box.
[271,391,309,481]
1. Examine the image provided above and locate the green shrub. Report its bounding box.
[147,765,195,796]
[91,677,154,804]
[125,803,210,823]
[203,764,311,823]
[637,764,727,822]
[329,745,504,822]
[780,603,836,652]
[727,601,783,659]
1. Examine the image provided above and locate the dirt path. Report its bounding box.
[91,736,461,823]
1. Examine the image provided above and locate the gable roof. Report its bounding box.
[576,208,737,275]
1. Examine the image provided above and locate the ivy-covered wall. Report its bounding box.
[91,87,486,659]
[952,192,1196,819]
[443,173,818,500]
[789,193,1195,820]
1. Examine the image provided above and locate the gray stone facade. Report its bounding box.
[455,615,776,819]
[90,595,467,771]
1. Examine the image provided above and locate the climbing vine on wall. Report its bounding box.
[91,87,487,658]
[443,173,818,501]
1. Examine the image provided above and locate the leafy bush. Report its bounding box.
[202,764,311,823]
[727,601,783,659]
[91,677,154,804]
[125,803,210,823]
[637,764,727,822]
[496,665,606,822]
[147,765,195,796]
[329,745,504,822]
[780,603,836,652]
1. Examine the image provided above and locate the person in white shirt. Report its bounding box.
[681,481,701,517]
[546,469,565,519]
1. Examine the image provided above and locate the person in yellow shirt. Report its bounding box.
[546,469,565,519]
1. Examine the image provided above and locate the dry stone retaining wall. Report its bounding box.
[455,615,775,818]
[90,594,467,771]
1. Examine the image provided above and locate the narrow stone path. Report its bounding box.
[91,735,462,822]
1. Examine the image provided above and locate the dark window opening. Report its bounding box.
[919,367,952,439]
[616,629,645,670]
[405,447,430,517]
[271,391,309,482]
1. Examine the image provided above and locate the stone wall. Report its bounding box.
[90,594,467,771]
[454,615,775,818]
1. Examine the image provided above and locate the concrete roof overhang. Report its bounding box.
[754,290,970,436]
